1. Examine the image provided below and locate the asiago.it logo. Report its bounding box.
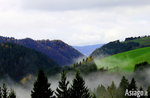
[125,89,148,98]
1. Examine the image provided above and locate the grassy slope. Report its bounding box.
[95,46,150,72]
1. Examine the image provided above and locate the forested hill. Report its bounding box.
[0,36,84,65]
[91,35,150,58]
[0,43,61,81]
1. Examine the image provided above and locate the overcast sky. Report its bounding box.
[0,0,150,46]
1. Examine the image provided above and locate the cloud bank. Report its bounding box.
[0,0,150,45]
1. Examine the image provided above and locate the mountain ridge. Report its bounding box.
[0,36,84,65]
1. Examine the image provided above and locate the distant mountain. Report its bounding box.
[91,36,150,58]
[74,44,103,56]
[0,36,84,65]
[0,43,61,81]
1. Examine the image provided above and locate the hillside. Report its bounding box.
[0,36,84,65]
[95,46,150,72]
[0,43,61,81]
[74,44,103,56]
[91,36,150,58]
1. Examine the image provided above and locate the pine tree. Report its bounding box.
[119,76,129,91]
[8,89,16,98]
[128,78,137,98]
[118,76,129,98]
[2,83,8,98]
[110,81,116,91]
[128,78,137,90]
[108,81,117,98]
[96,85,106,97]
[31,69,55,98]
[70,71,91,98]
[55,69,69,98]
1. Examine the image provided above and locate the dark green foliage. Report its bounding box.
[2,83,8,98]
[70,71,91,98]
[128,78,137,90]
[134,61,150,72]
[91,40,140,58]
[91,93,96,98]
[73,56,97,74]
[119,76,129,92]
[127,78,137,98]
[107,82,117,98]
[31,69,55,98]
[55,69,69,98]
[94,76,142,98]
[0,36,84,65]
[95,85,106,97]
[0,43,61,81]
[110,81,116,91]
[8,89,16,98]
[118,76,129,98]
[125,36,141,41]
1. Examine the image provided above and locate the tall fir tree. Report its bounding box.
[70,71,91,98]
[31,69,55,98]
[55,69,69,98]
[119,76,129,91]
[128,78,137,90]
[128,78,137,98]
[2,83,8,98]
[96,85,106,97]
[118,76,129,98]
[8,89,16,98]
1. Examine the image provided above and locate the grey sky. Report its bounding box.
[0,0,150,46]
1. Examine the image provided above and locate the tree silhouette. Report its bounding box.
[2,83,8,98]
[31,69,55,98]
[70,71,91,98]
[8,89,16,98]
[128,78,137,90]
[119,76,129,91]
[118,76,129,98]
[55,69,69,98]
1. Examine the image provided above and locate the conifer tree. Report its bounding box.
[128,78,137,90]
[70,71,91,98]
[128,78,137,98]
[119,76,129,91]
[96,85,106,97]
[55,69,69,98]
[118,76,129,98]
[110,81,116,91]
[8,89,16,98]
[2,83,8,98]
[31,69,55,98]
